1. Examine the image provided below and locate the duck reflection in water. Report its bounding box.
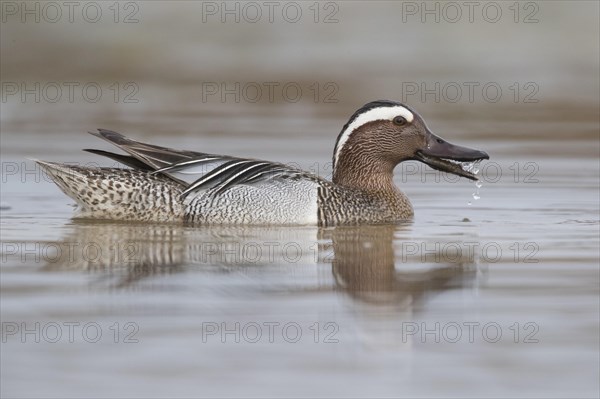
[40,221,480,307]
[325,224,478,306]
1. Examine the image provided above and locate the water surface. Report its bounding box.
[1,124,598,397]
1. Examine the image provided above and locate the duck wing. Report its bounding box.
[86,129,314,198]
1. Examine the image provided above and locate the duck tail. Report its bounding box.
[35,160,91,203]
[35,160,184,222]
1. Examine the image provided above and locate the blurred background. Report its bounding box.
[2,1,598,145]
[1,1,599,398]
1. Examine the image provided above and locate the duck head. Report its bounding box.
[332,100,489,185]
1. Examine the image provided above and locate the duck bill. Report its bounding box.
[414,131,489,181]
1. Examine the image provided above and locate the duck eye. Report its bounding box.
[393,116,407,126]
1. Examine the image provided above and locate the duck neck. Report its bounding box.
[332,153,399,195]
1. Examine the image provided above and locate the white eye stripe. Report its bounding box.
[333,106,414,166]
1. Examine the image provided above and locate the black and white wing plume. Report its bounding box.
[176,159,297,198]
[86,129,312,198]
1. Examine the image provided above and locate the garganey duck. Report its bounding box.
[37,100,489,226]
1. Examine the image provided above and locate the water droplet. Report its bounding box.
[470,179,482,203]
[472,160,482,176]
[467,161,483,205]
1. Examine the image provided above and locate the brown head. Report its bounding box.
[332,100,489,191]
